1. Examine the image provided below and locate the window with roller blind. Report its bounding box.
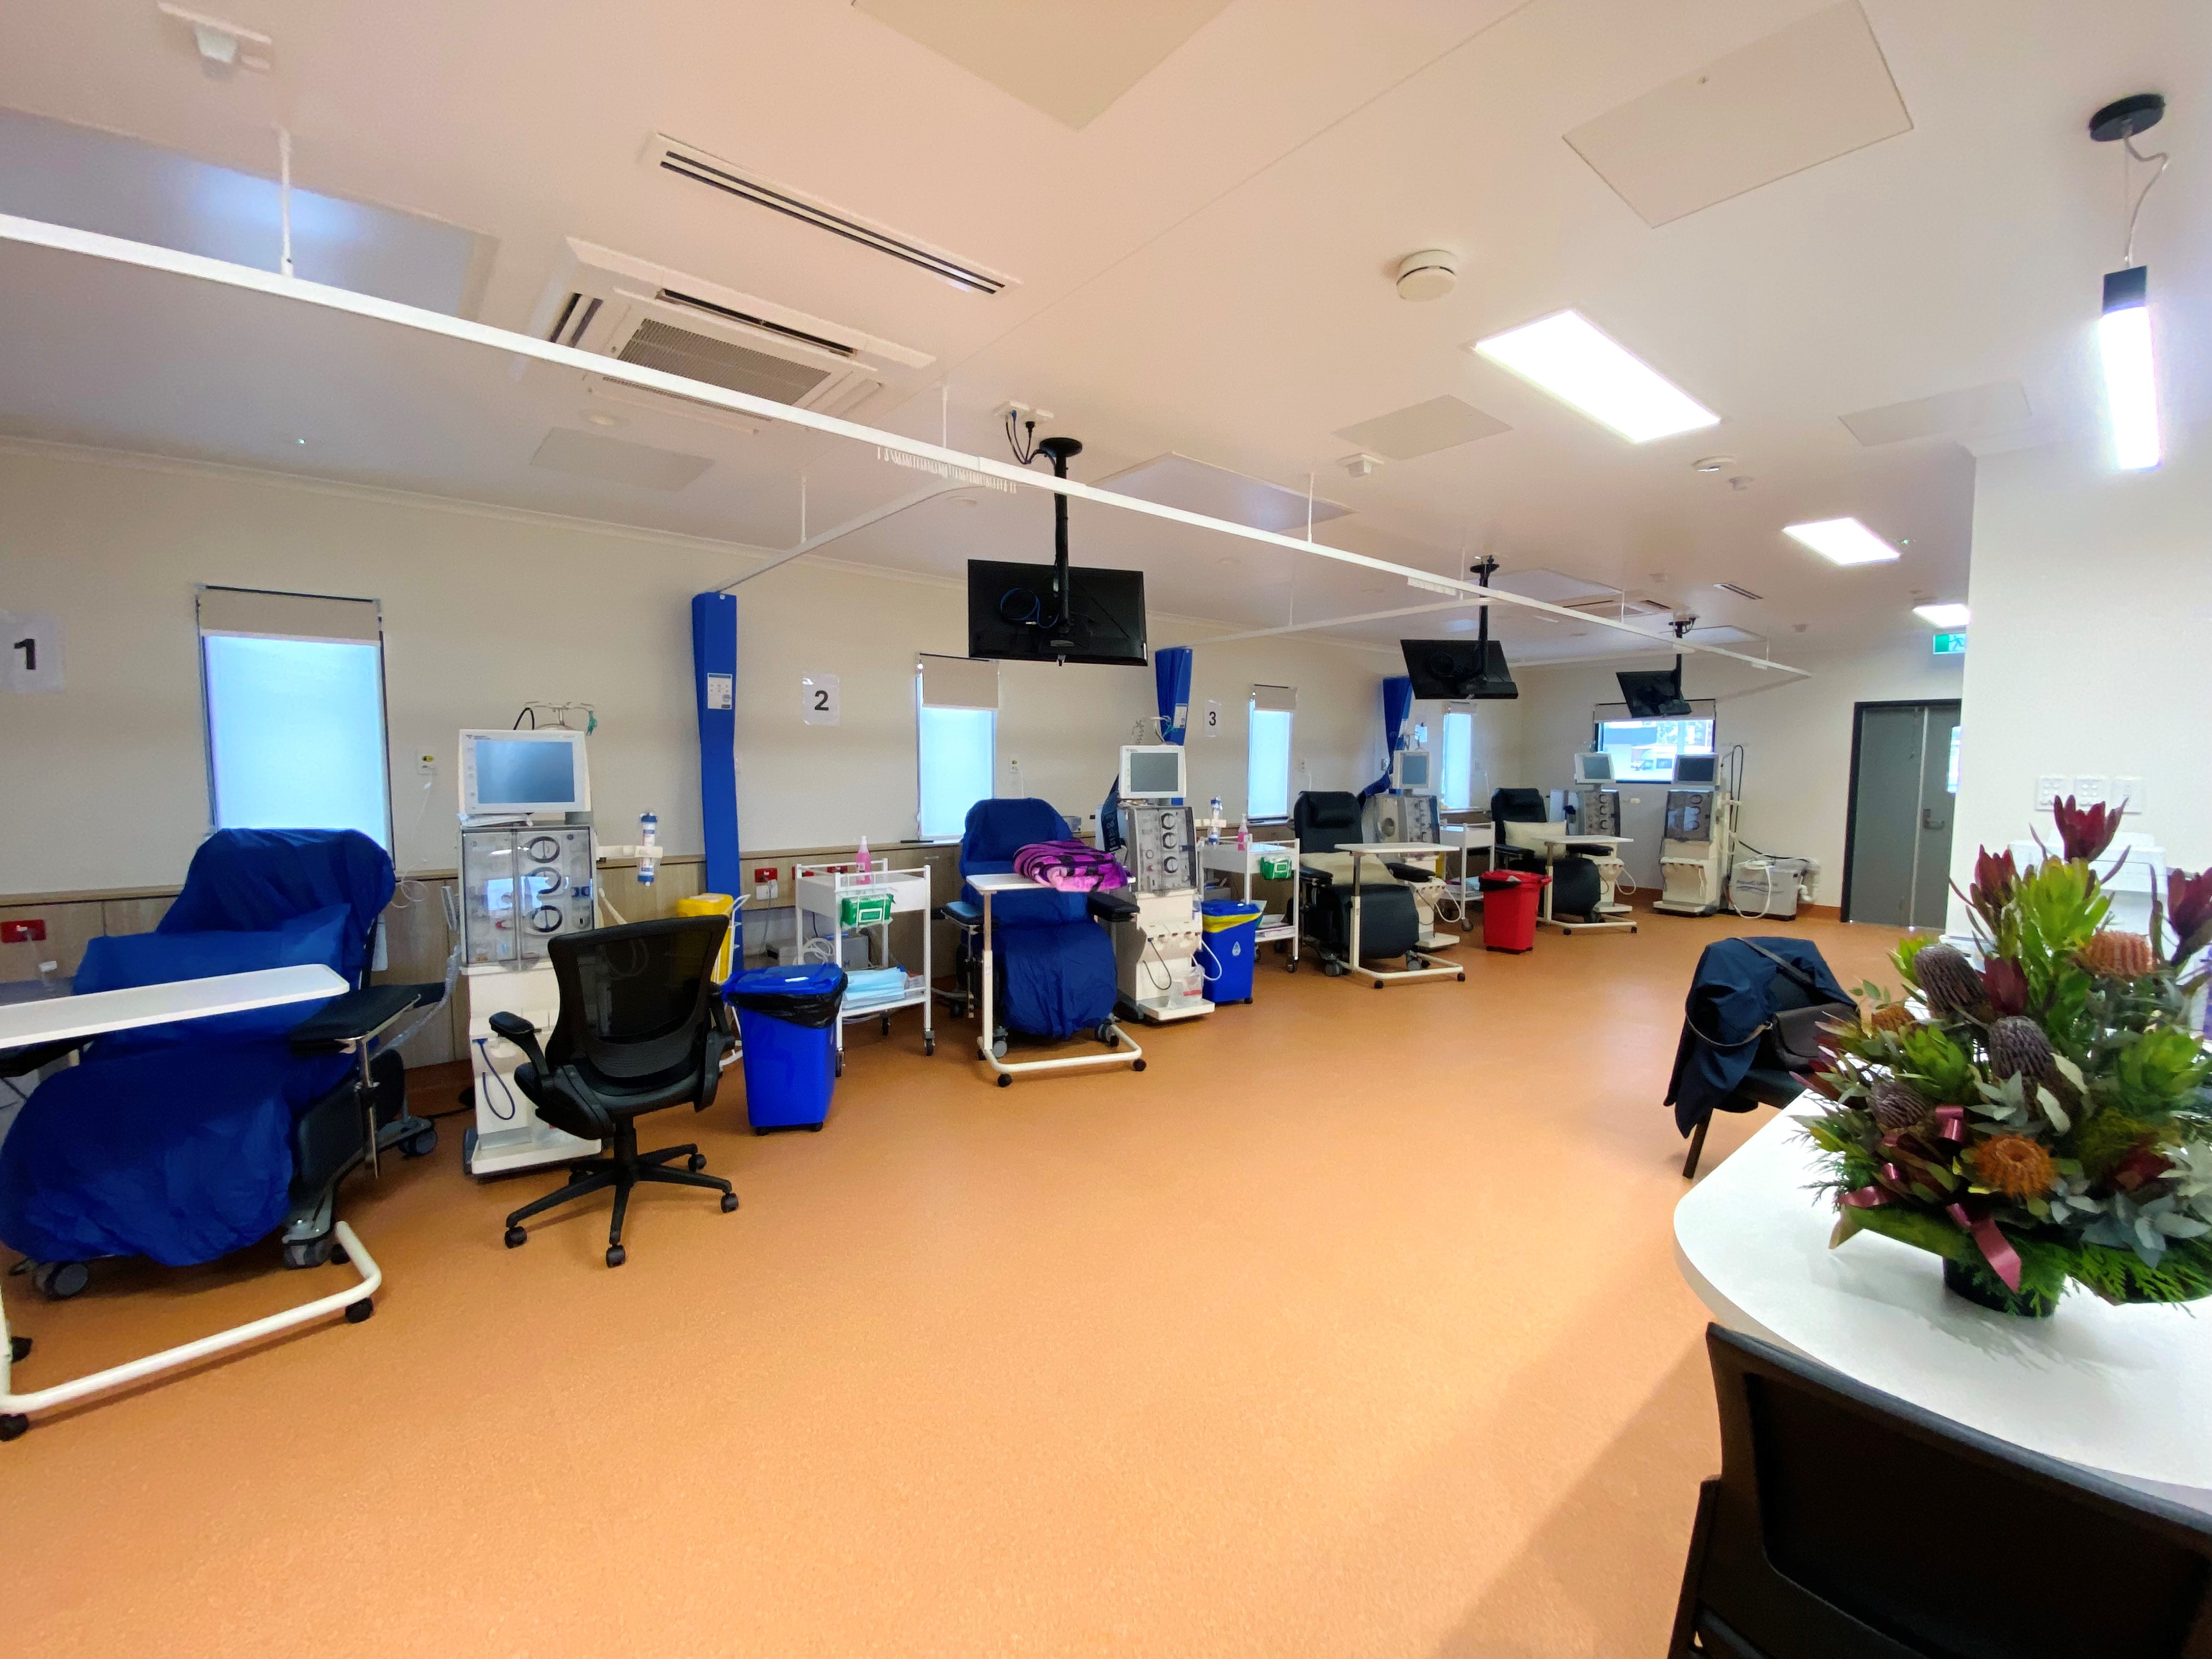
[916,654,1000,839]
[1247,684,1296,820]
[1441,709,1475,811]
[198,586,392,848]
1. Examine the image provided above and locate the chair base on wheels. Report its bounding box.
[502,1119,736,1267]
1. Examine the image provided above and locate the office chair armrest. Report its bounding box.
[289,983,442,1054]
[1297,864,1336,890]
[1384,861,1439,883]
[936,899,982,928]
[1087,889,1139,922]
[487,1010,549,1073]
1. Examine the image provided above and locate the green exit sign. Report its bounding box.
[1933,631,1968,656]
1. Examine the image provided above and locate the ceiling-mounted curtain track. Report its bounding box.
[0,211,1809,680]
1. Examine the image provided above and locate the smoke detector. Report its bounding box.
[1692,455,1731,473]
[1339,452,1386,478]
[1394,250,1458,302]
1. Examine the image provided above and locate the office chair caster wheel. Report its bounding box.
[10,1336,30,1363]
[31,1261,87,1301]
[283,1237,336,1271]
[0,1414,27,1443]
[1132,1059,1147,1072]
[1322,961,1346,978]
[720,1193,739,1212]
[343,1299,374,1324]
[504,1226,527,1249]
[996,1074,1012,1088]
[606,1246,627,1269]
[991,1038,1008,1059]
[400,1126,438,1159]
[687,1152,707,1172]
[1096,1022,1118,1046]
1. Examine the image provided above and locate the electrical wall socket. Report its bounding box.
[2034,775,2067,809]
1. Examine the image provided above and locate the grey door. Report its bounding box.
[1846,702,1961,928]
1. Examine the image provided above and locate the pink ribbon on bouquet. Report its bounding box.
[1932,1106,1967,1144]
[1948,1201,2023,1292]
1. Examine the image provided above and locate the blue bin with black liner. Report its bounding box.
[730,963,846,1131]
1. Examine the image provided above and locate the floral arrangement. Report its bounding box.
[1808,797,2212,1316]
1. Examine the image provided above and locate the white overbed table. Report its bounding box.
[1675,1097,2212,1514]
[1,965,385,1441]
[965,874,1145,1086]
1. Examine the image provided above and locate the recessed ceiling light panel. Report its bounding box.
[1784,517,1901,565]
[1912,602,1970,627]
[1470,311,1719,443]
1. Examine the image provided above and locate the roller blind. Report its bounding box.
[198,586,381,643]
[1250,683,1296,713]
[919,653,1000,710]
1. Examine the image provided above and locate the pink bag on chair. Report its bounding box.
[1012,840,1129,893]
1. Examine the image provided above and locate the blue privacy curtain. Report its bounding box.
[691,592,741,896]
[1101,646,1193,851]
[1359,675,1414,798]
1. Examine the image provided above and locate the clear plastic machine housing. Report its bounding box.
[460,826,596,966]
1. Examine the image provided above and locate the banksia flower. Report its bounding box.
[1970,1133,2057,1201]
[1982,957,2029,1018]
[2053,795,2123,864]
[1912,943,1984,1014]
[1867,1003,1915,1036]
[1870,1076,1931,1132]
[2080,930,2154,979]
[1987,1015,2053,1085]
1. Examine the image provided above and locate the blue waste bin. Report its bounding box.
[730,963,846,1132]
[1199,900,1265,1004]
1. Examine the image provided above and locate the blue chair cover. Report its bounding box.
[0,829,388,1266]
[959,799,1116,1040]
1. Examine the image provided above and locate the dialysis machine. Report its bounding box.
[1653,752,1737,917]
[455,726,611,1176]
[1362,749,1454,950]
[1111,745,1214,1024]
[1568,751,1630,916]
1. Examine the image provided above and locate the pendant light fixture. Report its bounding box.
[2088,93,2169,471]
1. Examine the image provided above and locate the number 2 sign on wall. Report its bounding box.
[801,673,841,726]
[0,611,63,694]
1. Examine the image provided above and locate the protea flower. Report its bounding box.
[1969,847,2018,923]
[2165,867,2212,964]
[2052,795,2123,864]
[1912,943,1984,1014]
[1987,1015,2052,1085]
[1971,1133,2057,1201]
[1870,1076,1931,1132]
[1982,957,2029,1017]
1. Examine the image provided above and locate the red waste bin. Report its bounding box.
[1479,870,1549,953]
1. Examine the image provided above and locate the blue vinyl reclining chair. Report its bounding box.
[935,799,1133,1059]
[0,829,444,1298]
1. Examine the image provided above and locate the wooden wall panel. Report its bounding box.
[0,900,107,982]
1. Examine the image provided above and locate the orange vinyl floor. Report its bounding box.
[1,906,1904,1658]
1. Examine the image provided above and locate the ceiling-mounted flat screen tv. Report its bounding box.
[1617,664,1692,718]
[1401,639,1518,701]
[967,560,1148,667]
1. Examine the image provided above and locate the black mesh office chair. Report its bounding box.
[1673,1324,2212,1657]
[492,916,739,1268]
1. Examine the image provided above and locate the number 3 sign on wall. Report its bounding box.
[801,673,841,725]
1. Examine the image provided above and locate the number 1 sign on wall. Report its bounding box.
[0,611,63,694]
[801,673,841,726]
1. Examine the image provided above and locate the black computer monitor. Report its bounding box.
[1401,639,1519,701]
[967,560,1148,667]
[1617,664,1691,718]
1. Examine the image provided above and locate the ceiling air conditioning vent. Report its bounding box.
[1716,582,1764,600]
[532,239,934,434]
[644,133,1015,296]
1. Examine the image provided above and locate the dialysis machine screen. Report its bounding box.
[461,730,589,816]
[1121,744,1186,800]
[1393,749,1433,790]
[1672,753,1719,786]
[1573,751,1614,783]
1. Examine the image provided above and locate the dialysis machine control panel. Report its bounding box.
[1118,804,1195,896]
[1363,793,1438,844]
[460,826,596,966]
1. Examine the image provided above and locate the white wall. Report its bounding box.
[1951,423,2212,919]
[0,443,1396,895]
[1509,634,1966,905]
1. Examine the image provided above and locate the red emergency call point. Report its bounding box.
[1,919,47,944]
